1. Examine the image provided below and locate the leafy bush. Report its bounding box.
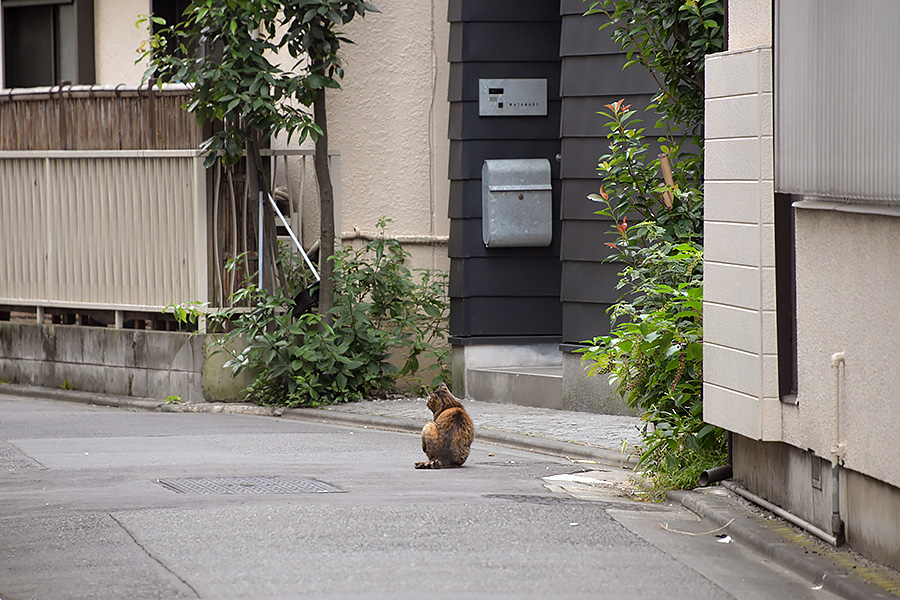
[579,0,726,494]
[182,219,450,407]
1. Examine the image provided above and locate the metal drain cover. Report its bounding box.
[156,476,344,495]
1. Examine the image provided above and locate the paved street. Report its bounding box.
[0,392,862,599]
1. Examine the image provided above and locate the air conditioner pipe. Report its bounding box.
[698,464,733,487]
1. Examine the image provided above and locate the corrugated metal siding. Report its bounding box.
[776,0,900,203]
[0,151,208,311]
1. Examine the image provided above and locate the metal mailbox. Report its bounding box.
[481,159,552,248]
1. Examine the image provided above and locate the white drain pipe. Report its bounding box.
[830,352,846,544]
[721,480,839,546]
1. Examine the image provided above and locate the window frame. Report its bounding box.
[1,0,93,89]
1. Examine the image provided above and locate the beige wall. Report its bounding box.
[727,0,772,50]
[87,0,450,273]
[706,0,900,491]
[325,1,450,272]
[789,208,900,489]
[95,0,151,85]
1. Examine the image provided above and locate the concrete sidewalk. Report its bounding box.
[2,382,899,599]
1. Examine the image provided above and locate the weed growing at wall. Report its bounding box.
[580,0,726,494]
[175,219,450,407]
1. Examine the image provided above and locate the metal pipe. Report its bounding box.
[831,352,847,544]
[721,480,839,546]
[266,192,319,281]
[340,226,449,245]
[698,464,732,487]
[258,191,264,290]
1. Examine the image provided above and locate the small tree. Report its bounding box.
[580,0,724,495]
[140,0,377,314]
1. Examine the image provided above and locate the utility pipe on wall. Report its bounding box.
[831,352,847,545]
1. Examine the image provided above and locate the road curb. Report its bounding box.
[0,383,283,417]
[670,488,897,600]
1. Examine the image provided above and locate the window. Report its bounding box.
[775,192,798,401]
[2,0,94,88]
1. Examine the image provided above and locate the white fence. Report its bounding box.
[0,148,340,323]
[0,150,208,314]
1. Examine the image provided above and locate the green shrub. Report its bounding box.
[579,0,727,494]
[178,218,450,407]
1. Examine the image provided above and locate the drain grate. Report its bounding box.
[156,476,344,495]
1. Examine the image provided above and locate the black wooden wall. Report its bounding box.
[558,0,658,349]
[447,0,563,344]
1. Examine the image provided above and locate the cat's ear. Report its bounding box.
[438,382,448,391]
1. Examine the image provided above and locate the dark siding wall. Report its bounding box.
[447,0,563,343]
[558,0,658,348]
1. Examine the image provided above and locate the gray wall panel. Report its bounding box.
[560,12,619,56]
[449,140,561,180]
[449,0,560,23]
[562,261,622,303]
[561,94,657,138]
[450,257,561,297]
[451,297,563,337]
[449,22,561,63]
[561,179,608,220]
[449,61,561,102]
[561,55,658,97]
[449,217,563,259]
[561,220,617,262]
[563,301,614,342]
[449,102,562,141]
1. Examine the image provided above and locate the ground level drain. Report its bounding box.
[156,476,344,495]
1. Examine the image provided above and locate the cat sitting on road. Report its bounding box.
[415,382,474,469]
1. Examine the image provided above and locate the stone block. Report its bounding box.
[703,383,760,440]
[705,138,761,181]
[704,181,762,224]
[201,336,254,402]
[704,222,760,267]
[704,343,761,398]
[706,95,761,140]
[561,352,635,416]
[54,326,85,364]
[704,262,760,310]
[703,303,760,355]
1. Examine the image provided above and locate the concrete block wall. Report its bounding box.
[0,322,209,402]
[702,46,782,442]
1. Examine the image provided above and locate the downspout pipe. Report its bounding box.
[831,352,847,545]
[698,464,733,487]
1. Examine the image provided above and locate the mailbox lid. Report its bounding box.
[483,158,552,191]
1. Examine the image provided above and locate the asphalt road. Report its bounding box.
[0,394,844,600]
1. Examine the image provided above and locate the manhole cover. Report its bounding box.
[156,476,344,495]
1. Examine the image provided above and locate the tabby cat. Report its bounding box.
[415,382,474,469]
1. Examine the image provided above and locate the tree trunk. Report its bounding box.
[313,89,335,329]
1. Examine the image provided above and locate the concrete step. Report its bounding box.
[467,365,563,410]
